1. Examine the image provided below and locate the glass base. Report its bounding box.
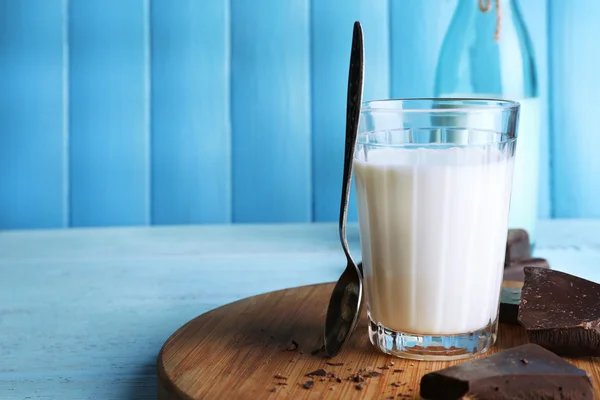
[368,316,498,361]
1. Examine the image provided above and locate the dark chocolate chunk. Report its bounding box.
[519,267,600,356]
[505,229,531,265]
[499,259,551,325]
[420,343,593,399]
[302,380,314,389]
[499,302,520,325]
[305,368,327,377]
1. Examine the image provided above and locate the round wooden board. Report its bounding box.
[157,282,600,399]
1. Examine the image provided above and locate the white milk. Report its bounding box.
[355,146,514,335]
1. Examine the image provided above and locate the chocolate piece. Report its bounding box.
[420,343,593,399]
[505,229,531,265]
[504,258,550,282]
[302,380,314,389]
[499,258,551,325]
[499,302,519,325]
[325,361,344,366]
[305,369,327,377]
[518,267,600,356]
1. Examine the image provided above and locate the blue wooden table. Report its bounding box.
[1,220,599,399]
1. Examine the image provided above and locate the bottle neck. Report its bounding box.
[457,0,518,41]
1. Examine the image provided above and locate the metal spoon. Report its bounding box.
[324,21,364,358]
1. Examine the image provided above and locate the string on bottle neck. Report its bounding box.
[479,0,502,41]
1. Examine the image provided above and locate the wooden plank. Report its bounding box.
[0,0,68,229]
[68,0,151,227]
[230,0,312,223]
[518,0,550,218]
[150,0,231,225]
[389,0,456,98]
[310,0,390,222]
[548,1,600,217]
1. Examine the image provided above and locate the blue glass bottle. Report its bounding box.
[435,0,540,246]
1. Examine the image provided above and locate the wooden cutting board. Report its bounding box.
[157,282,600,399]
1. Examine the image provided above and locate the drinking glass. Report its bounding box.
[355,98,520,360]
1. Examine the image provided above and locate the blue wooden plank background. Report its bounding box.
[150,0,231,225]
[0,0,68,229]
[69,0,150,227]
[231,0,312,223]
[0,0,594,229]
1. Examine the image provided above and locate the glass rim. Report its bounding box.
[361,98,520,113]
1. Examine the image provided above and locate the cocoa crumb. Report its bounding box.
[302,381,314,389]
[326,361,344,366]
[305,369,327,377]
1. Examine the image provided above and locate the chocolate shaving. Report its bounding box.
[302,380,314,389]
[305,368,327,377]
[336,377,342,383]
[276,382,287,386]
[365,370,383,378]
[393,369,405,373]
[326,361,344,366]
[273,374,287,380]
[378,365,390,370]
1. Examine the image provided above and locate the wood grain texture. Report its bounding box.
[157,282,600,399]
[310,0,390,223]
[0,0,68,229]
[150,0,231,225]
[548,1,600,218]
[1,220,600,399]
[68,0,151,227]
[230,0,312,223]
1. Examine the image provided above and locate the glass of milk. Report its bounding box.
[355,98,520,361]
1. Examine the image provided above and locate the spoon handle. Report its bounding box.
[339,21,364,263]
